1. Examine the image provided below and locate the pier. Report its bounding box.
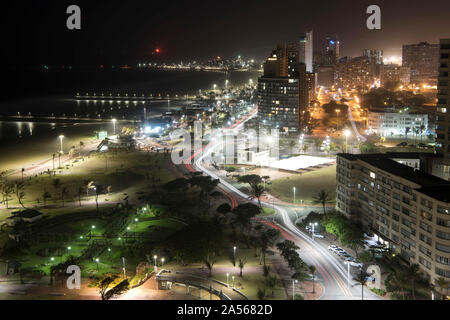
[75,92,199,102]
[0,115,139,124]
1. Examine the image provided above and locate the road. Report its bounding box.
[187,108,380,300]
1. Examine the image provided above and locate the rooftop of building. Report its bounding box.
[337,153,450,201]
[338,152,435,161]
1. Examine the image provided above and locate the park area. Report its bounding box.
[0,204,186,282]
[268,165,336,205]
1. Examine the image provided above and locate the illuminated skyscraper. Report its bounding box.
[324,33,340,66]
[402,42,440,84]
[299,30,313,72]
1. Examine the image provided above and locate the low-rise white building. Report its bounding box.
[367,111,429,137]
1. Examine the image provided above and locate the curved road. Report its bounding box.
[184,108,380,300]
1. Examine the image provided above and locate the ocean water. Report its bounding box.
[0,69,261,170]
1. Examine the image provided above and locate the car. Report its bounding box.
[350,260,363,268]
[334,248,345,253]
[338,251,350,258]
[328,245,338,252]
[313,233,324,238]
[396,142,407,147]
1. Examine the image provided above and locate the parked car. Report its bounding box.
[347,259,363,268]
[328,245,338,252]
[313,233,324,238]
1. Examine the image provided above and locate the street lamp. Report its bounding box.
[309,222,318,240]
[95,258,99,270]
[112,119,117,135]
[344,129,351,153]
[233,246,237,266]
[293,187,296,204]
[292,279,298,300]
[59,135,64,154]
[226,273,230,287]
[232,276,235,288]
[154,255,157,267]
[335,109,341,131]
[161,258,165,266]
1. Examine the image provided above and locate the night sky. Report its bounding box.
[1,0,450,67]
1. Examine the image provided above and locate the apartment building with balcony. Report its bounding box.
[336,153,450,285]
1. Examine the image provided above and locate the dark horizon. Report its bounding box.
[2,0,450,67]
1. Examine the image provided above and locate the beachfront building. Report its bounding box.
[366,110,429,138]
[336,153,450,286]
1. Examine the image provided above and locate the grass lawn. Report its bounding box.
[260,208,275,216]
[128,219,185,233]
[207,249,287,300]
[268,165,336,205]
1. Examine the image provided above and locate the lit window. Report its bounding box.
[370,172,376,179]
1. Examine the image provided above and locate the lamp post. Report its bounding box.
[161,258,165,266]
[233,246,237,267]
[226,273,230,287]
[344,129,351,153]
[335,109,341,131]
[293,187,296,204]
[112,119,117,135]
[154,255,157,268]
[59,135,64,154]
[95,258,99,270]
[309,222,318,240]
[122,257,126,278]
[346,261,350,289]
[232,276,235,288]
[292,279,298,300]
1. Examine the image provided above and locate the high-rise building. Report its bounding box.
[263,43,288,77]
[402,42,440,85]
[299,30,313,73]
[336,153,450,285]
[363,49,383,64]
[435,39,450,181]
[335,56,377,89]
[324,33,340,66]
[380,64,411,87]
[287,42,299,78]
[306,72,317,102]
[258,43,309,132]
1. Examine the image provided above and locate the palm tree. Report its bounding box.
[52,179,61,201]
[419,124,426,143]
[238,258,247,277]
[405,127,411,141]
[203,252,217,277]
[387,270,408,300]
[405,263,422,300]
[436,277,449,300]
[61,187,69,208]
[354,270,370,300]
[266,275,277,297]
[312,190,332,214]
[2,183,13,209]
[77,186,84,207]
[14,182,26,208]
[248,184,265,209]
[309,265,317,294]
[258,229,280,267]
[42,191,51,207]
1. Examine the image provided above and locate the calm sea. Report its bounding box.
[0,69,261,145]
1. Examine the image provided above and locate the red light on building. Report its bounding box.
[155,48,160,54]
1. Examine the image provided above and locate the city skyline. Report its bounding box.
[2,0,450,67]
